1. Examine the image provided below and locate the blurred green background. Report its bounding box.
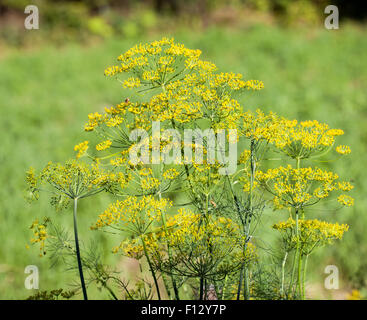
[0,0,366,299]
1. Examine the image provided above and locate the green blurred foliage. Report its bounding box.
[87,16,113,38]
[0,0,366,48]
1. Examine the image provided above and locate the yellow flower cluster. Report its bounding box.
[153,208,257,277]
[140,176,160,191]
[274,120,345,159]
[105,37,204,82]
[27,160,130,203]
[241,110,349,159]
[347,290,362,300]
[74,141,89,159]
[92,195,172,236]
[336,145,351,155]
[85,38,264,168]
[26,167,39,201]
[112,238,144,259]
[28,218,49,257]
[273,218,349,255]
[84,112,104,131]
[96,139,112,151]
[162,168,180,180]
[257,165,354,209]
[337,194,354,207]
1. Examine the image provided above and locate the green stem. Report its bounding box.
[295,157,302,298]
[243,139,256,300]
[104,283,119,300]
[288,250,297,298]
[302,255,309,300]
[161,272,172,299]
[159,193,180,300]
[73,198,88,300]
[141,236,161,300]
[222,274,228,300]
[199,277,204,300]
[236,268,243,300]
[280,251,288,298]
[243,268,250,300]
[297,251,303,298]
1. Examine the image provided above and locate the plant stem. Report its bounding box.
[222,274,228,300]
[199,277,204,300]
[297,252,303,298]
[243,268,250,300]
[141,236,161,300]
[243,139,256,300]
[280,251,288,298]
[104,283,119,300]
[295,157,302,298]
[302,255,309,300]
[73,198,88,300]
[236,267,243,300]
[295,209,301,297]
[158,192,180,300]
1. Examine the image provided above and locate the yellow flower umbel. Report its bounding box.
[92,195,172,236]
[27,159,129,207]
[96,139,112,151]
[154,208,257,281]
[29,218,50,257]
[74,141,89,159]
[26,160,130,301]
[270,119,346,159]
[346,290,362,300]
[257,165,354,210]
[273,217,349,299]
[241,112,348,160]
[336,145,351,155]
[86,38,264,173]
[273,218,349,256]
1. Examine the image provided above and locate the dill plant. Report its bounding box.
[26,38,353,300]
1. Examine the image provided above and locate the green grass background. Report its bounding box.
[1,24,367,299]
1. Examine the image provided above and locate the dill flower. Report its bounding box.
[271,119,345,159]
[26,159,129,207]
[154,208,255,280]
[257,165,354,210]
[336,145,351,155]
[347,290,362,300]
[140,177,160,191]
[239,149,251,164]
[112,238,144,259]
[29,218,50,257]
[84,112,104,132]
[337,194,354,207]
[162,168,180,180]
[273,218,349,255]
[92,195,172,236]
[96,139,112,151]
[122,77,141,89]
[25,167,39,201]
[74,141,89,159]
[241,112,347,160]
